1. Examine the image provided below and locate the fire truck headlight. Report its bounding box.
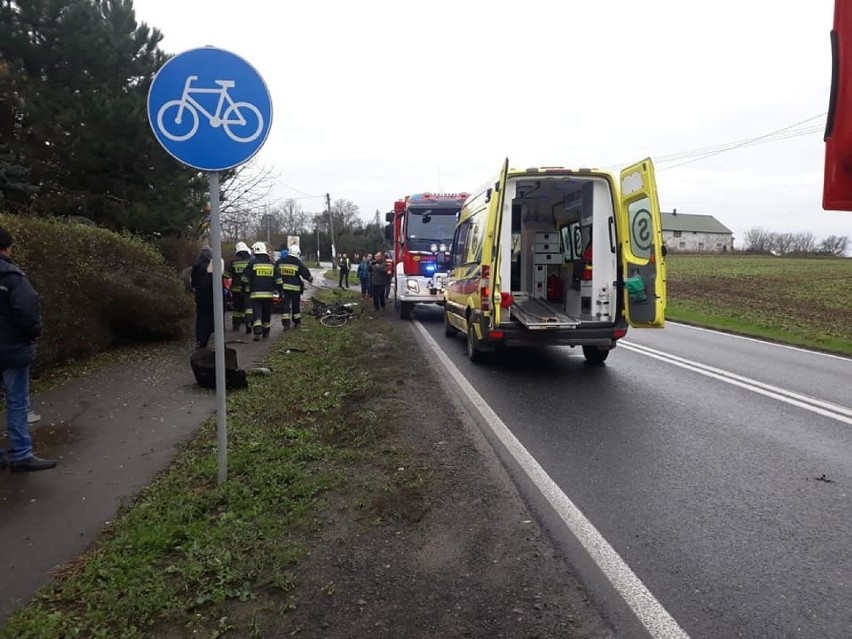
[406,279,419,293]
[430,243,438,253]
[439,243,447,253]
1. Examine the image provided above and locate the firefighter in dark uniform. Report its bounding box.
[274,243,313,330]
[242,241,276,341]
[225,241,253,333]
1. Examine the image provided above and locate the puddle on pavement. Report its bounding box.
[1,421,85,458]
[0,422,85,509]
[0,477,51,508]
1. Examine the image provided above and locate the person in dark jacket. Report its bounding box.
[243,241,276,341]
[369,251,390,311]
[337,253,351,289]
[190,246,215,348]
[274,244,313,330]
[0,227,56,472]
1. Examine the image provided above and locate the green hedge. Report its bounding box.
[1,215,193,369]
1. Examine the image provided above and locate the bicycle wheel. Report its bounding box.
[320,314,348,328]
[157,100,199,141]
[223,101,263,142]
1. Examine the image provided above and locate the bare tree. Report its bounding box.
[277,198,310,236]
[331,198,363,231]
[744,227,772,253]
[770,232,794,254]
[819,234,850,256]
[790,231,816,254]
[219,162,277,240]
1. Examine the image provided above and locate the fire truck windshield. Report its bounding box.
[405,208,459,241]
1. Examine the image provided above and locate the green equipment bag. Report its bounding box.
[625,275,647,303]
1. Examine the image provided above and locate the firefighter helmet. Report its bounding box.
[235,241,250,254]
[289,244,301,257]
[252,241,267,255]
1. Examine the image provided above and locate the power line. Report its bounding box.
[653,113,826,165]
[275,177,323,199]
[656,115,826,171]
[603,113,826,171]
[657,127,823,171]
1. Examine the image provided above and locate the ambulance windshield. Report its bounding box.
[406,208,459,241]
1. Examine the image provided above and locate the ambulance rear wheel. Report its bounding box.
[467,324,486,362]
[444,310,459,337]
[398,301,413,320]
[583,346,609,364]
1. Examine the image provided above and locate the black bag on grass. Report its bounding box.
[190,347,248,389]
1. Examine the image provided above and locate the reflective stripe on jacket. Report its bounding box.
[242,256,276,299]
[274,255,312,292]
[226,253,252,292]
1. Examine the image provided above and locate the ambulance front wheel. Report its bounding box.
[398,301,413,320]
[583,346,609,364]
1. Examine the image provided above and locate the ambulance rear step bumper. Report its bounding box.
[511,298,579,330]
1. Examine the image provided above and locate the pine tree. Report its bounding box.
[0,0,206,235]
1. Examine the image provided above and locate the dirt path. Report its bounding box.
[0,319,285,621]
[256,305,614,638]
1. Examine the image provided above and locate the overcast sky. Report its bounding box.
[133,0,852,246]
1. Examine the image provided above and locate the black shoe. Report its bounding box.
[10,456,57,473]
[252,335,260,341]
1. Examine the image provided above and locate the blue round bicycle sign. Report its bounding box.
[147,47,272,171]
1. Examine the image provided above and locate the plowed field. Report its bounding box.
[665,255,852,354]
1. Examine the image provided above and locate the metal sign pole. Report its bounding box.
[147,46,272,486]
[209,170,228,485]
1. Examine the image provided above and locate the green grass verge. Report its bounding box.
[666,301,852,356]
[322,269,359,286]
[0,291,374,639]
[665,255,852,356]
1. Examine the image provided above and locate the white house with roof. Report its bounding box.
[661,209,734,253]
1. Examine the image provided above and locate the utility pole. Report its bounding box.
[326,193,337,272]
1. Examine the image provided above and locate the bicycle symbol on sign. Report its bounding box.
[156,75,264,143]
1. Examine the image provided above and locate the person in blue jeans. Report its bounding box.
[357,253,372,299]
[0,227,56,472]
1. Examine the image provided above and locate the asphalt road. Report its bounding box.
[413,306,852,639]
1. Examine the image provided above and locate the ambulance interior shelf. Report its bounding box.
[506,179,611,328]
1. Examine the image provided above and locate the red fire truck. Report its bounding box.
[384,192,469,319]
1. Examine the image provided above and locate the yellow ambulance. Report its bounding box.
[443,158,666,363]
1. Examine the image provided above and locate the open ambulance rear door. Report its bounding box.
[488,158,510,327]
[618,159,666,328]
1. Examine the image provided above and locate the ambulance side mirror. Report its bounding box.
[661,244,668,258]
[385,211,394,222]
[384,224,393,242]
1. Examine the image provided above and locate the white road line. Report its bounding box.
[413,321,690,639]
[621,342,852,426]
[666,322,852,363]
